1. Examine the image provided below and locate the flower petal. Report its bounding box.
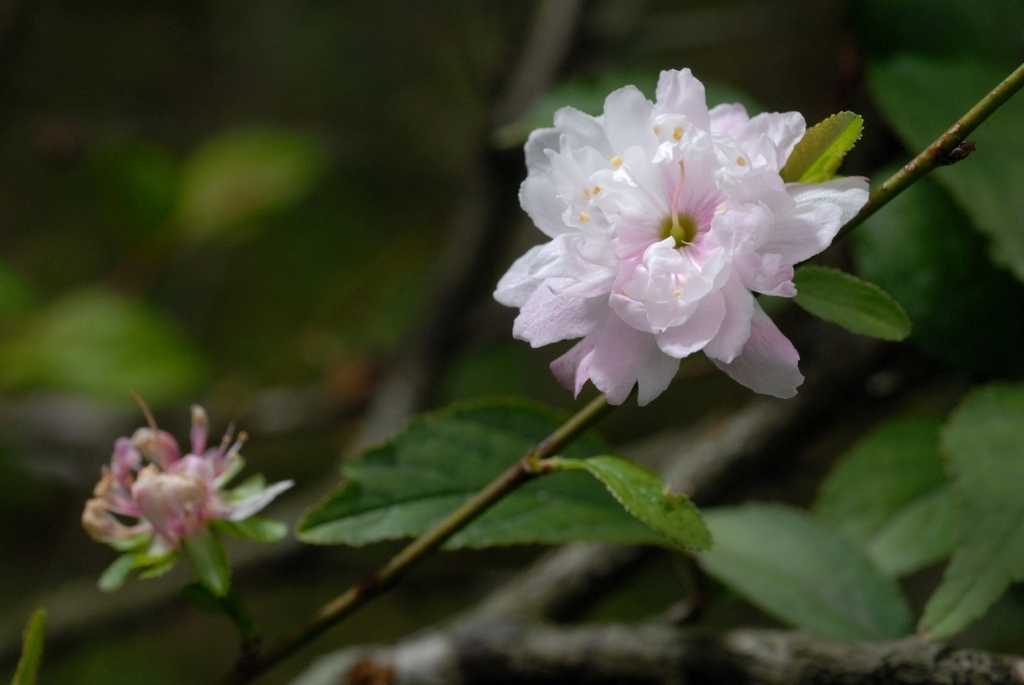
[655,69,711,130]
[513,282,608,347]
[733,251,795,296]
[553,107,613,158]
[225,480,294,521]
[589,314,679,405]
[709,102,749,138]
[524,127,560,175]
[494,244,546,308]
[519,173,572,238]
[762,176,868,263]
[603,86,656,155]
[703,271,754,363]
[711,301,802,398]
[741,111,806,165]
[550,331,599,398]
[655,289,726,357]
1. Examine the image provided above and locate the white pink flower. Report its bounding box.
[495,69,868,405]
[83,405,293,557]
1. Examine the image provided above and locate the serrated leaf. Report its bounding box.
[815,418,955,577]
[97,554,137,592]
[780,111,863,183]
[11,608,46,685]
[211,516,288,544]
[182,529,231,597]
[921,383,1024,638]
[0,287,205,404]
[698,504,913,640]
[177,127,329,238]
[854,173,1024,375]
[870,56,1024,282]
[548,455,711,550]
[793,266,911,340]
[298,399,673,549]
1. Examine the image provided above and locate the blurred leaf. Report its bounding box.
[852,0,1024,67]
[211,516,288,544]
[177,127,329,238]
[921,384,1024,638]
[11,608,46,685]
[870,56,1024,281]
[182,529,231,597]
[94,141,181,238]
[0,288,205,404]
[854,174,1024,374]
[137,553,178,580]
[548,455,711,550]
[793,266,911,340]
[0,265,34,326]
[97,554,137,592]
[780,111,862,183]
[495,72,763,148]
[298,399,675,548]
[698,504,913,640]
[815,418,955,577]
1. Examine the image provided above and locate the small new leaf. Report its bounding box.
[698,504,913,640]
[183,529,232,598]
[547,455,711,550]
[11,609,46,685]
[98,553,137,592]
[920,383,1024,638]
[794,266,912,341]
[780,111,863,183]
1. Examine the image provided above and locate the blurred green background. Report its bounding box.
[0,0,1023,682]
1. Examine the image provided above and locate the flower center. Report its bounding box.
[659,214,697,247]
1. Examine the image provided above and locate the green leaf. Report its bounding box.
[177,127,329,239]
[780,111,863,183]
[0,288,205,404]
[211,516,288,544]
[0,265,34,327]
[815,418,955,577]
[921,383,1024,638]
[182,529,232,598]
[548,455,711,550]
[697,504,913,640]
[854,173,1024,375]
[137,553,179,580]
[793,266,911,340]
[98,554,137,592]
[870,56,1024,282]
[298,399,675,549]
[11,608,46,685]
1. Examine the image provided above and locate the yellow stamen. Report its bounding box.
[672,126,684,141]
[593,185,601,195]
[652,124,661,135]
[579,212,591,222]
[672,289,682,297]
[736,156,746,166]
[582,187,590,198]
[610,155,622,168]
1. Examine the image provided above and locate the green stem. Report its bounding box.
[217,393,611,685]
[836,60,1024,241]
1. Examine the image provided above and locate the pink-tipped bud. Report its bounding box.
[190,405,209,456]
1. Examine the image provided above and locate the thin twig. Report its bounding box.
[836,60,1024,241]
[217,395,610,685]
